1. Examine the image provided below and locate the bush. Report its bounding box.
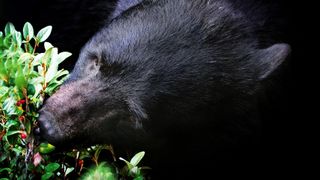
[0,22,148,179]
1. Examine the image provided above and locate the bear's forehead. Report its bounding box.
[85,1,252,66]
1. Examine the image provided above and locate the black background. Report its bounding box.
[0,0,312,178]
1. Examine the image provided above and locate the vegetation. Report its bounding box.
[0,22,148,179]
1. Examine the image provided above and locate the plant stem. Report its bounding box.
[32,41,38,55]
[22,88,29,113]
[24,39,29,52]
[109,145,117,162]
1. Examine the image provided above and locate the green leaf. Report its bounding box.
[3,97,18,115]
[39,142,56,154]
[0,168,11,173]
[52,69,69,82]
[45,70,69,95]
[0,86,9,99]
[4,22,15,36]
[133,175,144,180]
[130,151,145,167]
[4,120,18,129]
[45,48,58,83]
[41,172,54,180]
[14,31,22,46]
[44,163,60,172]
[44,42,53,50]
[130,166,140,176]
[24,117,32,134]
[0,61,8,82]
[82,163,116,180]
[41,47,53,65]
[79,151,91,160]
[12,147,23,155]
[18,53,33,64]
[65,167,74,176]
[27,83,36,96]
[0,32,3,46]
[0,153,7,162]
[25,42,34,54]
[119,157,134,170]
[29,77,44,98]
[36,26,52,43]
[23,22,34,40]
[5,130,21,136]
[33,53,44,66]
[15,67,27,90]
[3,35,12,47]
[57,52,72,64]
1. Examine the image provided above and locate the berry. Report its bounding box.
[19,116,25,121]
[16,99,26,106]
[20,132,27,139]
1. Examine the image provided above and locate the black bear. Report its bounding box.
[38,0,291,178]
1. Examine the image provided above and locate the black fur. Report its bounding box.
[37,0,291,178]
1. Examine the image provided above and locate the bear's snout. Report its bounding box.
[38,110,65,145]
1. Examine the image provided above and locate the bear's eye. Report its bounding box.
[94,58,99,67]
[85,59,99,72]
[84,52,103,74]
[85,51,124,76]
[87,52,100,66]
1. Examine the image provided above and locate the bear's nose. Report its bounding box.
[33,126,42,142]
[37,110,64,145]
[34,126,41,136]
[38,111,54,134]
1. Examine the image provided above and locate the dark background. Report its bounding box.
[0,0,311,177]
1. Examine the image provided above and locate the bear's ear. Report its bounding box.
[111,0,143,19]
[253,43,291,80]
